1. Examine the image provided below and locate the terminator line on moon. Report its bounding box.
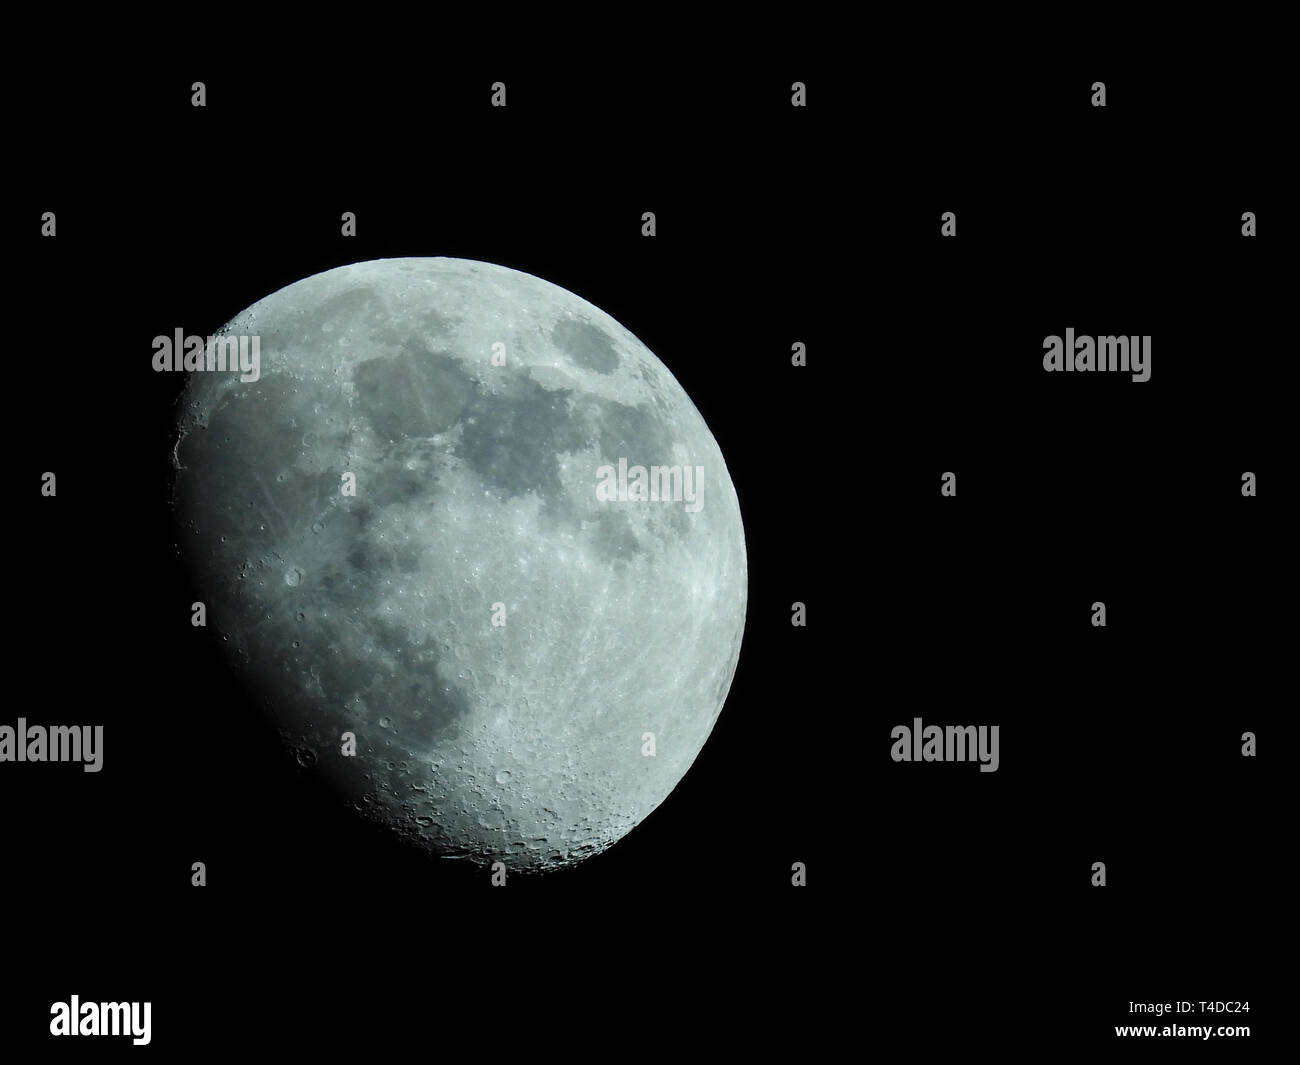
[169,258,747,873]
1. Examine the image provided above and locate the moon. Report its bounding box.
[170,257,747,873]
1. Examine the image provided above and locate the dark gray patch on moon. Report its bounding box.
[418,309,454,338]
[357,462,430,510]
[578,393,676,475]
[552,318,620,374]
[589,510,640,565]
[456,380,593,503]
[355,347,474,441]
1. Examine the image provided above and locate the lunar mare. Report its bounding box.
[170,258,747,872]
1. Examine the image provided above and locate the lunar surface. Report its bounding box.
[170,258,747,872]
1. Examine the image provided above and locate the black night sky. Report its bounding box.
[8,44,1284,1054]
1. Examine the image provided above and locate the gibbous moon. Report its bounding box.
[170,258,747,872]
